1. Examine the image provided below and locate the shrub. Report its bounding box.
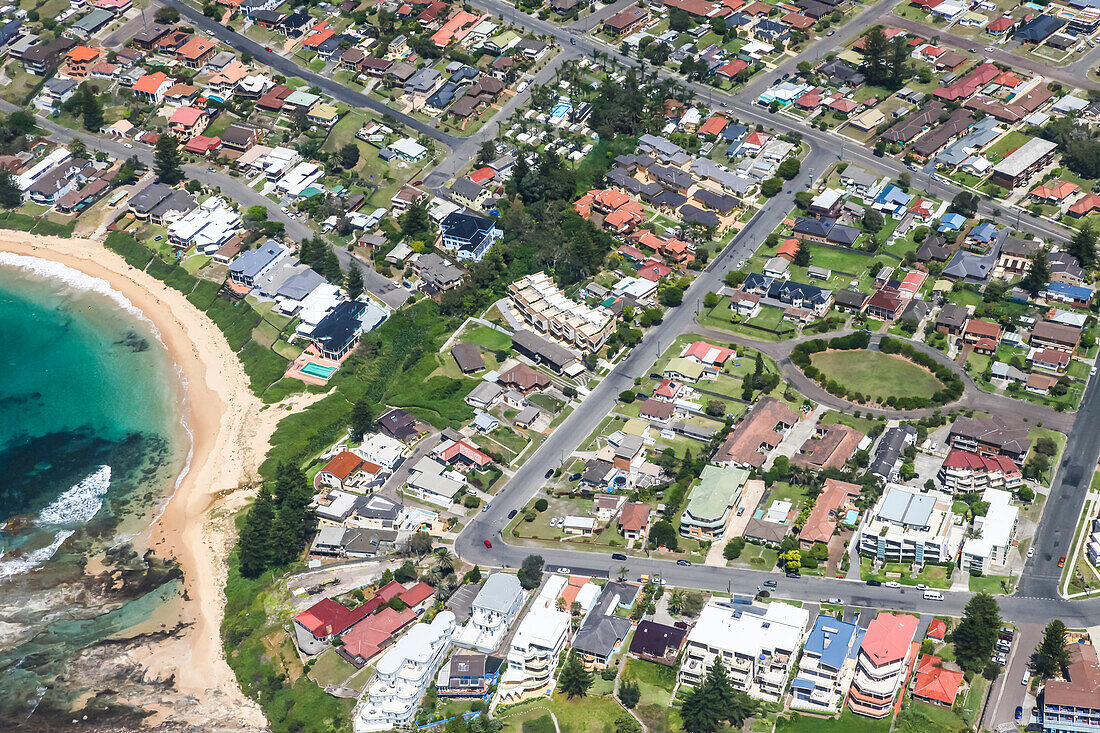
[534,498,548,512]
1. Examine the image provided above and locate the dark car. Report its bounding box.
[867,579,882,587]
[676,559,691,566]
[545,469,554,479]
[1016,706,1023,721]
[507,509,518,519]
[611,553,627,561]
[785,571,801,578]
[763,580,777,588]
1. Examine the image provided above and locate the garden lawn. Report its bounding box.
[464,324,512,351]
[969,573,1013,594]
[498,692,627,733]
[819,409,883,434]
[809,350,945,401]
[621,657,676,705]
[777,709,892,733]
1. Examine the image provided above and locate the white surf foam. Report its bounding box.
[0,252,158,335]
[0,530,74,578]
[37,465,111,526]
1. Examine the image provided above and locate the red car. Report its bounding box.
[1059,556,1067,568]
[265,46,273,52]
[483,539,492,549]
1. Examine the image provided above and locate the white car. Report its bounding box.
[886,581,901,588]
[985,46,995,53]
[1027,546,1035,558]
[1091,366,1097,376]
[915,584,927,590]
[123,142,133,149]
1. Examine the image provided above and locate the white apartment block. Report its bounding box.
[354,611,456,732]
[960,488,1020,574]
[679,599,809,702]
[508,271,616,352]
[453,573,526,653]
[167,197,241,253]
[790,615,863,713]
[497,575,572,704]
[858,485,963,565]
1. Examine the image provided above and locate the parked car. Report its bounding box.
[676,559,691,566]
[611,553,627,561]
[507,509,518,519]
[764,580,778,588]
[544,469,553,479]
[1059,555,1067,567]
[785,571,801,578]
[886,581,901,588]
[1027,546,1035,558]
[866,579,882,587]
[1016,706,1023,721]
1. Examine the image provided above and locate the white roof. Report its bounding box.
[563,515,596,530]
[275,161,323,196]
[392,137,428,158]
[316,489,357,520]
[811,188,843,209]
[688,599,809,657]
[294,283,343,326]
[374,611,455,676]
[357,433,406,469]
[962,487,1018,559]
[511,575,571,651]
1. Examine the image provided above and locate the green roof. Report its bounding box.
[685,465,749,522]
[665,357,704,381]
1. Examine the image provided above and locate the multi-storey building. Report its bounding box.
[847,613,918,718]
[937,449,1023,493]
[354,611,456,732]
[959,488,1020,575]
[496,575,572,703]
[1042,642,1100,733]
[791,615,864,713]
[857,485,962,565]
[453,573,525,653]
[679,599,809,702]
[508,272,615,352]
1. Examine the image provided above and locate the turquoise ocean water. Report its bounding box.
[0,254,190,725]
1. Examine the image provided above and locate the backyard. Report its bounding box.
[809,350,946,401]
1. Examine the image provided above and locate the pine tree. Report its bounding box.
[557,650,592,698]
[237,485,275,578]
[1021,250,1051,295]
[154,134,184,185]
[348,398,376,441]
[80,84,103,132]
[1069,224,1097,270]
[618,678,640,709]
[0,169,21,208]
[1032,619,1072,679]
[954,592,1002,672]
[793,240,810,267]
[346,262,364,300]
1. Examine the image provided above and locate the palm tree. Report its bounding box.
[618,565,629,581]
[434,547,454,573]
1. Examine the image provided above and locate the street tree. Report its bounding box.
[154,135,184,185]
[954,592,1001,672]
[1032,619,1072,679]
[518,554,544,590]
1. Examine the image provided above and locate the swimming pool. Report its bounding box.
[844,509,859,526]
[550,103,571,119]
[301,362,337,379]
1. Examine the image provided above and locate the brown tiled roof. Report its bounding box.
[715,397,798,468]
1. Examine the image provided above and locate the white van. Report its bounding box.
[923,590,944,601]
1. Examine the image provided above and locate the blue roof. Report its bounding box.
[791,678,817,692]
[939,213,966,231]
[876,185,913,207]
[804,615,860,671]
[970,222,997,241]
[1045,281,1094,300]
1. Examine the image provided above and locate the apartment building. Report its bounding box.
[679,599,809,702]
[497,575,572,704]
[453,573,525,653]
[353,611,456,732]
[959,488,1020,574]
[1041,642,1100,733]
[948,416,1032,463]
[508,271,616,352]
[937,449,1022,493]
[679,465,749,539]
[857,485,962,564]
[847,613,918,718]
[791,615,864,713]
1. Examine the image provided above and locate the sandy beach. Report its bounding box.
[0,230,273,728]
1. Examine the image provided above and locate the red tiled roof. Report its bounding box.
[169,106,204,127]
[619,501,650,532]
[469,166,495,184]
[860,613,918,665]
[133,71,169,94]
[321,451,365,481]
[399,581,435,607]
[986,14,1016,31]
[699,114,728,136]
[1032,180,1079,201]
[913,654,964,705]
[439,439,492,467]
[1070,193,1100,217]
[799,478,860,545]
[718,59,749,77]
[965,318,1001,340]
[927,618,947,640]
[682,340,734,365]
[294,598,373,637]
[942,448,1019,475]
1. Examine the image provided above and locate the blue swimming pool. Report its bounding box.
[551,103,571,119]
[301,362,337,379]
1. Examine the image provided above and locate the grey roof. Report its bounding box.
[354,493,403,521]
[473,573,524,614]
[878,486,936,527]
[573,582,635,658]
[993,137,1057,178]
[128,181,196,219]
[868,425,916,478]
[840,166,878,189]
[231,240,285,279]
[72,8,112,33]
[936,303,968,328]
[451,176,485,202]
[515,405,542,425]
[452,342,484,372]
[276,267,325,300]
[511,329,577,370]
[467,380,502,404]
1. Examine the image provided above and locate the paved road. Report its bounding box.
[161,0,459,146]
[885,16,1100,91]
[984,622,1042,731]
[102,2,161,48]
[691,323,1077,431]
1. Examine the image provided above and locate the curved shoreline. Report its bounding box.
[0,231,268,727]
